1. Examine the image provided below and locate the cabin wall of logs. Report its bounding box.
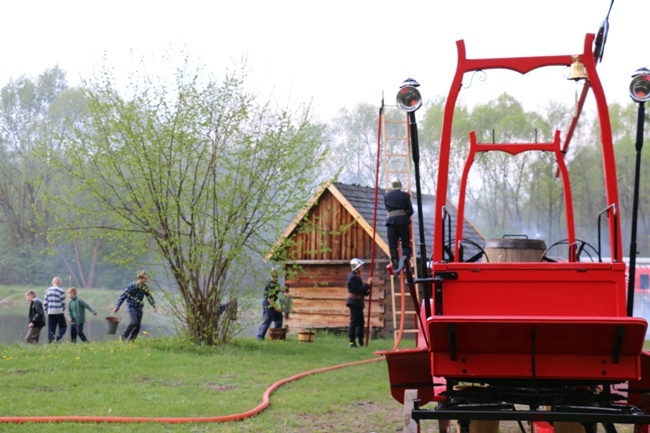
[278,187,394,334]
[273,182,483,337]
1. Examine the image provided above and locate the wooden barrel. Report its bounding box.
[268,327,287,341]
[484,238,546,263]
[298,330,315,343]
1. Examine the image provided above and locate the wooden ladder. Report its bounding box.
[381,106,419,343]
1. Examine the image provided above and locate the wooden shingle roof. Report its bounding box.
[332,183,485,259]
[275,182,484,260]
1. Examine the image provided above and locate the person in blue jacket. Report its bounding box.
[114,270,157,341]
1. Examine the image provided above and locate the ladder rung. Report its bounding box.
[385,136,408,140]
[385,153,409,157]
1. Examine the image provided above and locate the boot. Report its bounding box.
[349,341,358,348]
[358,338,364,347]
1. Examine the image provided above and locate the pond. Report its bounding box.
[1,307,261,345]
[0,312,175,344]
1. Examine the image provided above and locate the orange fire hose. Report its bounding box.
[0,357,383,424]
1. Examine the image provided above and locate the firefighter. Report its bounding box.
[384,178,414,270]
[347,258,373,348]
[256,270,285,340]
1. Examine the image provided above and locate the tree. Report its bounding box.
[420,97,473,196]
[604,102,650,256]
[455,94,552,238]
[0,67,67,283]
[51,63,326,344]
[326,102,381,185]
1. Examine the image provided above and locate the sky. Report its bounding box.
[0,0,645,122]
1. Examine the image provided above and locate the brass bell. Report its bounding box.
[568,55,588,81]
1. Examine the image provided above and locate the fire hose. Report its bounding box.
[0,357,383,424]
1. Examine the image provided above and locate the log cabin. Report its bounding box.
[271,182,484,338]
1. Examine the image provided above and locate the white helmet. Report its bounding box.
[391,178,402,189]
[350,258,364,271]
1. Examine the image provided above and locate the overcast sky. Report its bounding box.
[0,0,644,121]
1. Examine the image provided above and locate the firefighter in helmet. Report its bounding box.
[384,178,414,270]
[346,258,373,347]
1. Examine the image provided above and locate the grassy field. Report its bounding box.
[0,333,407,433]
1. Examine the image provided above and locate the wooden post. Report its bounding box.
[403,389,420,433]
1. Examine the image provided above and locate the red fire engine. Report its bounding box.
[378,25,650,433]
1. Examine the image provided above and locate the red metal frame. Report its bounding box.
[379,34,647,424]
[454,130,578,261]
[433,33,622,263]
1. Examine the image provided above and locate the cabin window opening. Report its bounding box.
[640,274,649,290]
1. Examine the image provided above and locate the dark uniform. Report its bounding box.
[347,271,371,346]
[384,188,414,269]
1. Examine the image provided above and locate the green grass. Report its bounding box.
[0,333,404,432]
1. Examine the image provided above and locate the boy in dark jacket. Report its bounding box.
[67,287,97,343]
[25,290,45,344]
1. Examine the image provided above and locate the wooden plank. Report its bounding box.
[288,285,385,300]
[292,233,302,260]
[315,207,323,259]
[288,274,349,286]
[293,296,382,308]
[309,213,317,259]
[288,313,384,329]
[285,259,351,265]
[288,279,348,287]
[331,198,342,258]
[323,191,332,260]
[343,210,352,259]
[404,389,420,433]
[291,298,384,313]
[353,221,362,259]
